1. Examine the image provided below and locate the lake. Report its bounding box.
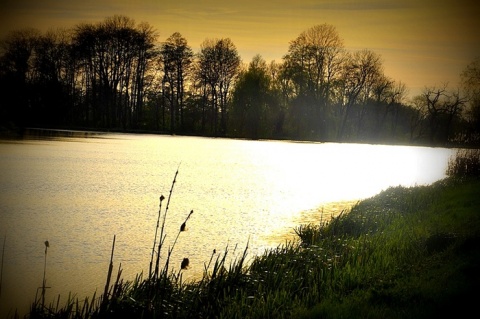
[0,132,454,316]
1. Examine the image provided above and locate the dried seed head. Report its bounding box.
[160,195,165,201]
[180,222,186,232]
[44,240,49,248]
[181,258,190,270]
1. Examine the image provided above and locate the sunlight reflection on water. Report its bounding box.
[0,134,454,315]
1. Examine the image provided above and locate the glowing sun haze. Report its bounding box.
[1,0,478,97]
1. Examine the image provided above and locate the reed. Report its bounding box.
[29,240,52,317]
[40,240,49,309]
[160,209,193,280]
[153,165,180,280]
[100,235,116,312]
[149,195,164,277]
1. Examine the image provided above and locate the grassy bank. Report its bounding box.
[294,177,480,318]
[18,150,480,318]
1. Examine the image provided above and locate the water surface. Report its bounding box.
[0,134,454,315]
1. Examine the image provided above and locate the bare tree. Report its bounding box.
[421,84,467,144]
[160,32,193,133]
[283,24,344,100]
[283,24,345,138]
[370,75,407,138]
[73,15,157,129]
[337,49,382,139]
[195,38,240,135]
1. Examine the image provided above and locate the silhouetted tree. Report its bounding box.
[337,49,382,140]
[283,24,345,139]
[195,38,240,135]
[160,32,193,133]
[266,60,288,137]
[419,84,467,144]
[0,28,39,127]
[408,95,429,142]
[230,55,280,138]
[1,17,476,146]
[30,29,76,126]
[370,77,407,139]
[72,15,157,129]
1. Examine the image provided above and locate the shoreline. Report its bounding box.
[1,126,477,149]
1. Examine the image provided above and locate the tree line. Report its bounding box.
[1,15,479,146]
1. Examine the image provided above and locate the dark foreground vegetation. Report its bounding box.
[1,15,480,146]
[0,150,473,318]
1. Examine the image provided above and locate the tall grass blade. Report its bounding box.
[164,210,194,274]
[101,234,116,311]
[150,195,165,277]
[41,240,49,308]
[155,164,180,279]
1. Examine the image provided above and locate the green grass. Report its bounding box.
[22,149,480,318]
[293,177,480,319]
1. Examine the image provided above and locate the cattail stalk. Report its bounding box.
[41,240,49,308]
[149,195,164,277]
[163,210,193,274]
[154,164,180,279]
[203,249,217,275]
[101,235,116,310]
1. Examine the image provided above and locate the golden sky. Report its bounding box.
[1,0,479,97]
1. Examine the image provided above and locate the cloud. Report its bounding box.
[300,0,413,11]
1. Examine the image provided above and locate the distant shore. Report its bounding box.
[2,126,476,149]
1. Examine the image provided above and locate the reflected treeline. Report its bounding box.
[1,15,479,146]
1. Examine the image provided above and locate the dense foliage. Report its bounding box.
[446,148,480,178]
[1,16,479,145]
